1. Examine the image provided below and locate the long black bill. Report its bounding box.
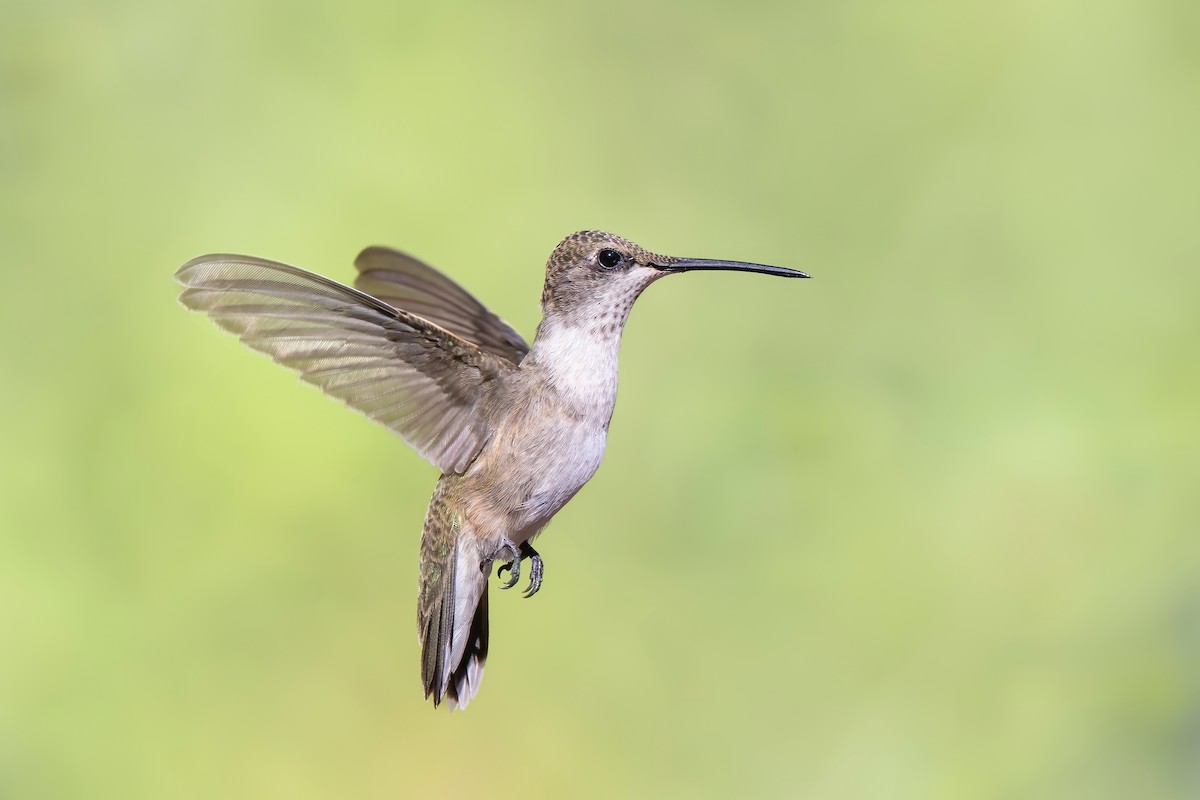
[654,258,810,279]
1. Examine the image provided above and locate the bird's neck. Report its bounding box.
[524,317,624,417]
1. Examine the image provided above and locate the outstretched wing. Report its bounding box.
[176,254,515,475]
[353,246,530,365]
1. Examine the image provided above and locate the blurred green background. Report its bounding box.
[3,0,1198,797]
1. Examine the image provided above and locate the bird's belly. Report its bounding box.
[466,417,609,542]
[517,426,607,527]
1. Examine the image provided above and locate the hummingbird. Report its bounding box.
[175,230,808,709]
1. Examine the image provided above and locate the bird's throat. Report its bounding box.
[525,321,623,416]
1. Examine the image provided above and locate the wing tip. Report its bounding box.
[354,245,421,272]
[174,253,319,287]
[174,254,259,287]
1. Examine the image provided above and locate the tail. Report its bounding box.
[417,480,490,710]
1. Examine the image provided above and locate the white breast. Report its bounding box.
[500,323,625,538]
[526,323,621,414]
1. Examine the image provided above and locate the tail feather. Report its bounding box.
[447,584,488,708]
[419,567,455,703]
[418,482,490,709]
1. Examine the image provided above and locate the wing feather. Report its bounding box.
[353,246,530,365]
[176,254,515,474]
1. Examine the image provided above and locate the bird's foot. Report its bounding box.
[495,541,543,598]
[485,539,518,585]
[521,544,543,598]
[495,540,521,589]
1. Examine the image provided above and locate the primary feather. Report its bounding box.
[175,254,516,475]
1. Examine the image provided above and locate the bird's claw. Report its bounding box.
[492,541,543,597]
[522,549,543,598]
[490,540,521,590]
[497,556,520,589]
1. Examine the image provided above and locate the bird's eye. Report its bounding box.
[597,248,622,269]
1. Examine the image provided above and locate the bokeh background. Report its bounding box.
[3,0,1198,797]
